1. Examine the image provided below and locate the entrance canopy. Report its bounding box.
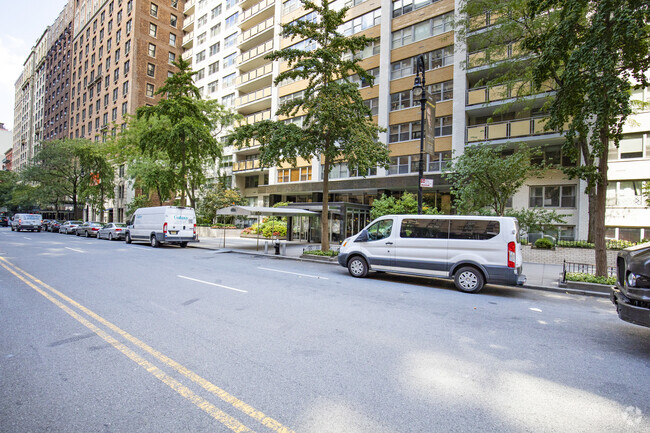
[216,206,317,217]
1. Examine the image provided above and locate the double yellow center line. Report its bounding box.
[0,257,295,433]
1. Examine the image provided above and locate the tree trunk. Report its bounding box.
[587,189,596,243]
[594,128,609,277]
[321,156,330,252]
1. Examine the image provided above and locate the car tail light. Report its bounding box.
[507,241,516,268]
[193,223,196,235]
[92,227,99,231]
[115,228,122,232]
[163,222,168,234]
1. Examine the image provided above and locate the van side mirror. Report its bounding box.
[355,229,369,242]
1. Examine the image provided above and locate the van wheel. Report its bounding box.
[125,233,132,244]
[179,242,188,248]
[454,266,484,293]
[150,235,160,248]
[348,256,368,278]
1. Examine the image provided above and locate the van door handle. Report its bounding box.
[385,241,393,245]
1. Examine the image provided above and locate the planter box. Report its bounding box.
[522,245,618,266]
[196,227,241,238]
[300,254,339,262]
[560,280,613,295]
[239,233,286,240]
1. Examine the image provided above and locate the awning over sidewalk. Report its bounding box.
[216,206,317,217]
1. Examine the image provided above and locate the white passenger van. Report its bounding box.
[125,206,198,248]
[11,213,43,232]
[338,215,525,293]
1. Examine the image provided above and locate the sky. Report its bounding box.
[0,0,69,131]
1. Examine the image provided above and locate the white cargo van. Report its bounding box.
[125,206,198,248]
[338,215,526,293]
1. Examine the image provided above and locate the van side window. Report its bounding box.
[400,219,450,238]
[367,220,393,241]
[449,220,500,240]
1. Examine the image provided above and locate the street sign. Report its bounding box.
[424,94,436,156]
[420,178,434,188]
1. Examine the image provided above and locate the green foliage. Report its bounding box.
[228,0,390,252]
[565,272,616,286]
[370,192,440,219]
[124,58,239,208]
[554,240,638,250]
[534,237,555,249]
[303,249,339,257]
[443,145,544,215]
[0,171,18,211]
[261,220,287,238]
[196,185,247,225]
[504,208,567,234]
[125,195,151,218]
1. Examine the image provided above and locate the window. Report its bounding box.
[209,42,220,56]
[198,14,208,27]
[400,218,449,239]
[125,40,131,55]
[223,52,237,68]
[208,80,218,93]
[245,175,259,188]
[226,0,237,9]
[146,83,155,97]
[388,155,411,174]
[115,48,121,62]
[223,73,236,88]
[112,107,117,121]
[222,93,235,106]
[196,50,206,62]
[283,0,300,15]
[211,5,221,18]
[147,63,156,77]
[113,88,119,102]
[432,115,452,137]
[170,14,177,27]
[208,62,219,75]
[529,185,576,208]
[195,68,205,80]
[171,0,178,8]
[224,33,237,49]
[339,9,381,36]
[392,12,453,48]
[367,219,393,241]
[363,98,379,116]
[210,24,221,37]
[122,101,128,115]
[169,33,177,46]
[149,23,158,38]
[428,80,453,102]
[618,134,644,159]
[607,181,646,207]
[389,122,421,143]
[449,220,500,240]
[124,59,130,75]
[390,46,454,80]
[168,52,176,63]
[197,32,207,45]
[150,2,158,16]
[148,43,156,57]
[349,67,379,88]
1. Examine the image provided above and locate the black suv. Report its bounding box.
[612,243,650,328]
[0,213,9,227]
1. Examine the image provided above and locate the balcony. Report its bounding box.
[232,159,261,172]
[467,116,567,143]
[237,86,272,113]
[182,48,193,61]
[240,0,274,28]
[183,14,195,32]
[467,42,524,69]
[239,109,272,126]
[238,17,274,51]
[238,40,273,68]
[468,11,502,33]
[184,0,195,15]
[182,31,194,48]
[466,80,555,114]
[236,63,273,87]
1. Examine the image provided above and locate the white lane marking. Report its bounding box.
[529,308,542,313]
[257,266,329,280]
[24,237,32,240]
[65,247,84,253]
[177,275,247,293]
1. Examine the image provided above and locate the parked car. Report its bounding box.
[76,221,103,237]
[48,220,62,232]
[11,213,43,232]
[125,206,198,248]
[41,219,52,230]
[97,222,127,240]
[611,243,650,328]
[338,215,526,293]
[0,213,9,227]
[60,220,83,234]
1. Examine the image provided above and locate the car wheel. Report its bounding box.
[125,232,132,244]
[85,230,89,237]
[348,256,368,278]
[150,235,160,248]
[179,242,188,248]
[108,233,113,241]
[454,266,485,293]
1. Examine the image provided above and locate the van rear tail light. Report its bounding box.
[507,241,516,268]
[163,222,168,234]
[193,224,196,235]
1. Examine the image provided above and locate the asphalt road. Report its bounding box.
[1,228,649,433]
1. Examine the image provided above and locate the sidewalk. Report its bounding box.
[190,237,605,297]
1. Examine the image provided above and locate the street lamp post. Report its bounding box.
[412,55,427,215]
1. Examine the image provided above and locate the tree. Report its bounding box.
[196,185,247,225]
[525,0,650,275]
[504,208,567,235]
[443,145,543,215]
[21,139,104,219]
[370,192,440,220]
[229,0,390,251]
[77,141,115,222]
[0,170,18,211]
[133,58,239,208]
